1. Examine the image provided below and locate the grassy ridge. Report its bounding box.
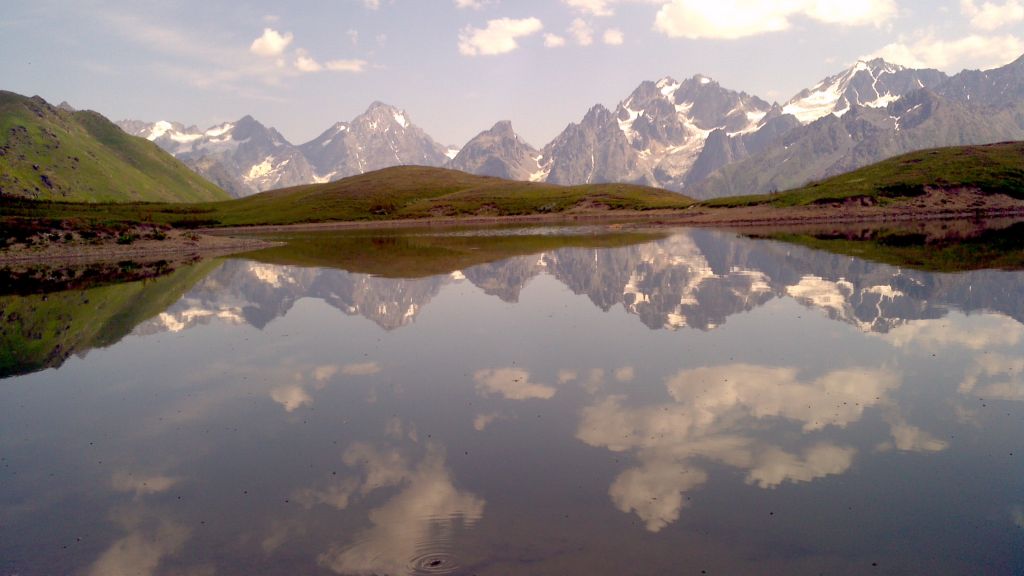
[0,91,228,203]
[3,166,694,231]
[701,141,1024,208]
[199,166,694,226]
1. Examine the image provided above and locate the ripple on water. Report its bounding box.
[407,550,461,575]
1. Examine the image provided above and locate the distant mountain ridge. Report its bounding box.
[116,53,1024,198]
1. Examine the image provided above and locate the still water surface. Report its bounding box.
[2,227,1023,575]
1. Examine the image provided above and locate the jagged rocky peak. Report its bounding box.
[487,119,517,138]
[355,101,411,130]
[783,58,947,124]
[448,120,543,181]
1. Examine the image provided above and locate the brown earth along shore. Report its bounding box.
[4,189,1023,266]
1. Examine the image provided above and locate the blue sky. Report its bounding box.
[3,0,1022,146]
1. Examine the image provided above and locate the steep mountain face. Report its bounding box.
[299,102,448,181]
[119,115,316,198]
[935,53,1024,106]
[542,76,772,190]
[121,102,448,197]
[782,59,948,123]
[689,56,1024,198]
[447,121,543,181]
[0,91,227,202]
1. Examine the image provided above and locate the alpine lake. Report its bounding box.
[2,220,1024,575]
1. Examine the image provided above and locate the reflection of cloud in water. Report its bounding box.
[882,314,1024,351]
[579,364,899,532]
[666,364,899,432]
[473,412,507,431]
[88,508,189,576]
[269,362,377,413]
[879,417,949,453]
[271,384,313,412]
[960,353,1024,401]
[474,368,555,400]
[342,362,382,376]
[615,366,636,383]
[111,472,180,498]
[318,443,485,575]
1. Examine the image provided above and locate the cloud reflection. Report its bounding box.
[474,368,556,400]
[960,353,1024,401]
[317,443,485,575]
[88,508,189,576]
[579,364,899,531]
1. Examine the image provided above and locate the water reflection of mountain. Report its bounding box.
[141,229,1024,338]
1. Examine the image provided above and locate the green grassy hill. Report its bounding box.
[702,141,1024,208]
[3,165,694,230]
[202,166,694,226]
[0,91,228,203]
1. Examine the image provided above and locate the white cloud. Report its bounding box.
[870,32,1024,71]
[455,0,489,8]
[294,49,323,73]
[961,0,1024,30]
[474,368,556,400]
[250,27,294,57]
[363,0,381,8]
[544,33,567,47]
[614,366,635,382]
[458,17,544,56]
[325,59,369,73]
[564,0,614,16]
[654,0,896,39]
[602,28,625,45]
[569,18,594,46]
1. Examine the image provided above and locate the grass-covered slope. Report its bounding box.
[702,141,1024,208]
[205,166,694,226]
[0,91,228,203]
[3,165,694,230]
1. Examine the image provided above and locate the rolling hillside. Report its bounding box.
[701,141,1024,208]
[0,91,229,203]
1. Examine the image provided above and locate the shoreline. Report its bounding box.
[0,229,277,266]
[5,190,1024,266]
[201,190,1024,235]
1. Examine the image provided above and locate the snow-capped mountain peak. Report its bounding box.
[783,58,939,124]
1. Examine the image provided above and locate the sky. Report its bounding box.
[2,0,1023,147]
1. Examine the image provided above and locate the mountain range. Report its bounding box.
[116,54,1024,199]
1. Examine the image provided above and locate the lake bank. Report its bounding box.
[4,187,1024,266]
